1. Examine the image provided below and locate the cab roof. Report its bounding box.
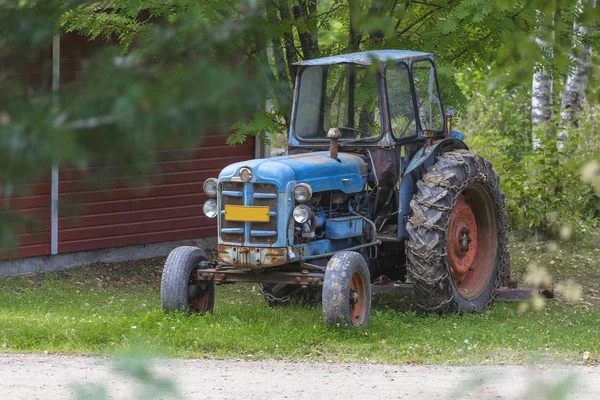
[292,50,432,67]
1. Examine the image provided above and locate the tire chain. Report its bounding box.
[406,150,509,313]
[258,283,306,305]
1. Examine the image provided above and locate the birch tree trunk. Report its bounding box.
[559,0,596,130]
[532,11,554,149]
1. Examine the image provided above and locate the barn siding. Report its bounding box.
[57,134,255,253]
[0,180,52,259]
[2,32,256,260]
[1,40,54,260]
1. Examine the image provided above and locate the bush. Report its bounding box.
[457,68,600,238]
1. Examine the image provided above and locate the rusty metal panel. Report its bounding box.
[217,244,288,269]
[195,267,324,286]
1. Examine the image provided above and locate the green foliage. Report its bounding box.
[459,69,600,237]
[228,110,286,145]
[73,353,179,400]
[1,0,272,249]
[2,0,600,248]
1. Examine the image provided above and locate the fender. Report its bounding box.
[397,138,469,240]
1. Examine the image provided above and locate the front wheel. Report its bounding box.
[322,251,371,328]
[406,150,508,313]
[161,246,215,314]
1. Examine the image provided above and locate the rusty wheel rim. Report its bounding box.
[188,268,211,311]
[447,185,498,299]
[349,271,367,326]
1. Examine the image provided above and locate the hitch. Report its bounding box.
[195,268,324,288]
[370,281,554,301]
[194,267,554,301]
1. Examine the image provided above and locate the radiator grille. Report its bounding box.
[219,182,279,245]
[219,182,244,243]
[249,184,278,245]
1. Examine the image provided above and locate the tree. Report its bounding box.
[2,0,600,249]
[527,1,599,149]
[531,10,554,132]
[1,0,272,250]
[560,0,596,128]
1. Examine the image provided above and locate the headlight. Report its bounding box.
[293,204,311,223]
[293,183,312,203]
[239,167,252,182]
[203,200,218,218]
[203,178,218,198]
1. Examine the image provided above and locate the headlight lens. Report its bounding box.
[293,204,311,223]
[203,200,218,218]
[293,183,312,203]
[203,178,218,198]
[239,167,252,182]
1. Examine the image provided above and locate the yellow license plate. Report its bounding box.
[224,205,270,222]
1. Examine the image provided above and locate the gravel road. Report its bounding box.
[1,354,600,399]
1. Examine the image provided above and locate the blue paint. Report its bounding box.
[294,238,352,260]
[243,182,253,245]
[253,193,277,199]
[221,228,244,234]
[314,211,327,228]
[251,230,277,237]
[219,151,367,193]
[325,216,363,240]
[222,190,243,197]
[450,130,465,141]
[218,182,291,248]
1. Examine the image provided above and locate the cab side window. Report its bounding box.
[386,63,416,138]
[411,60,443,132]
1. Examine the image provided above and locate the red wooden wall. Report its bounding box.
[1,33,255,260]
[57,134,254,253]
[0,180,52,259]
[1,35,54,259]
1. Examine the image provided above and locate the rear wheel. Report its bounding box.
[406,150,508,313]
[161,246,215,314]
[322,251,371,327]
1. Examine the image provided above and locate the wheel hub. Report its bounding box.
[349,272,365,324]
[448,193,478,284]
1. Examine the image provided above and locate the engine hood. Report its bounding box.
[218,151,368,193]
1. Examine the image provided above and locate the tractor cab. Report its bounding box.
[288,50,446,150]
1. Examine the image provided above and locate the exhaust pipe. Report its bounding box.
[327,127,342,160]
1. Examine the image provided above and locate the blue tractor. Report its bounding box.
[160,50,510,327]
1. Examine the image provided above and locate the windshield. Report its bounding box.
[293,64,381,141]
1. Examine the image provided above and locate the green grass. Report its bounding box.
[0,236,599,365]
